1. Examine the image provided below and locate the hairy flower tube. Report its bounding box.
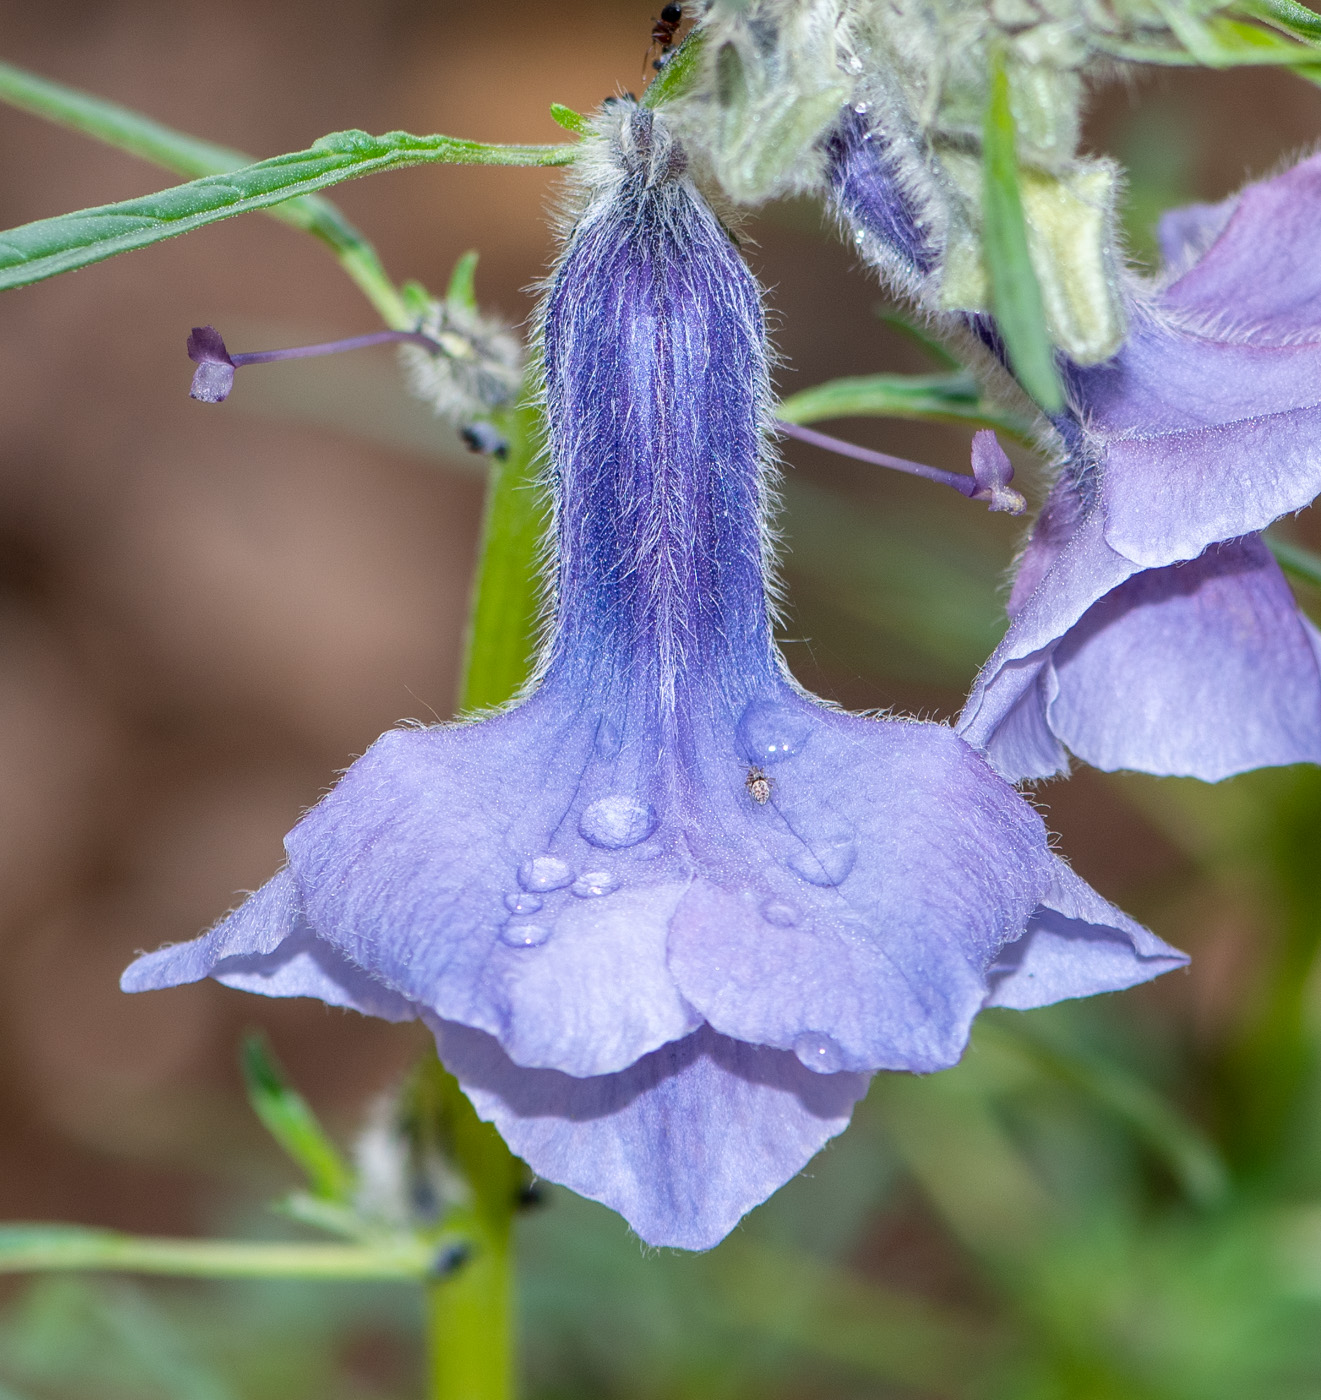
[827,112,1321,783]
[123,103,1183,1250]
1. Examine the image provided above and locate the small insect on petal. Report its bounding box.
[745,766,772,804]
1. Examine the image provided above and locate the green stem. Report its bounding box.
[0,1225,434,1279]
[458,393,548,714]
[408,1055,525,1400]
[0,58,410,326]
[426,1220,513,1400]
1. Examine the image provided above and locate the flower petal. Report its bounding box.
[986,860,1187,1010]
[285,705,702,1079]
[959,506,1141,780]
[120,868,418,1020]
[120,867,301,991]
[668,704,1053,1073]
[1047,537,1321,779]
[431,1016,868,1251]
[1156,196,1237,279]
[1067,316,1321,568]
[1158,151,1321,345]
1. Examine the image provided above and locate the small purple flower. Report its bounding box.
[186,325,237,403]
[960,155,1321,782]
[124,105,1183,1249]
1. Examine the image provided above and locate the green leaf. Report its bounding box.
[240,1033,355,1203]
[1269,535,1321,589]
[978,1018,1231,1209]
[549,102,589,135]
[981,50,1065,413]
[641,29,706,109]
[0,1225,433,1280]
[777,371,1036,441]
[875,309,961,368]
[445,250,481,314]
[0,60,410,324]
[1236,0,1321,43]
[711,1238,1000,1392]
[0,126,575,294]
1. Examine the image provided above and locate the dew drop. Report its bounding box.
[499,922,552,949]
[852,101,870,114]
[579,795,658,850]
[572,870,619,899]
[504,891,543,915]
[736,699,813,765]
[517,856,574,892]
[787,836,856,888]
[761,900,798,928]
[794,1032,845,1074]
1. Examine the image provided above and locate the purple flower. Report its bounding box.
[186,325,237,402]
[123,105,1183,1250]
[960,155,1321,782]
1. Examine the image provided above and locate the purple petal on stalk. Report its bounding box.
[186,324,236,403]
[432,1017,868,1252]
[970,430,1026,514]
[987,861,1186,1010]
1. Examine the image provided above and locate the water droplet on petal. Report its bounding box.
[499,922,552,949]
[572,870,619,898]
[852,101,870,114]
[794,1032,845,1074]
[579,795,657,849]
[761,900,798,927]
[504,892,543,915]
[737,699,813,765]
[787,836,856,888]
[518,856,574,892]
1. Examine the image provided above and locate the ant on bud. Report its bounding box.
[646,4,684,74]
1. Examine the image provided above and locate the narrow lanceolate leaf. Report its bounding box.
[240,1033,355,1202]
[778,372,1036,441]
[0,127,575,292]
[981,52,1064,413]
[0,59,410,324]
[1236,0,1321,44]
[0,1224,435,1279]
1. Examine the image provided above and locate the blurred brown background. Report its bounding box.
[0,0,1318,1281]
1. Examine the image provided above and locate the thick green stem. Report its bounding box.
[426,1219,514,1400]
[458,394,548,714]
[408,1055,525,1400]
